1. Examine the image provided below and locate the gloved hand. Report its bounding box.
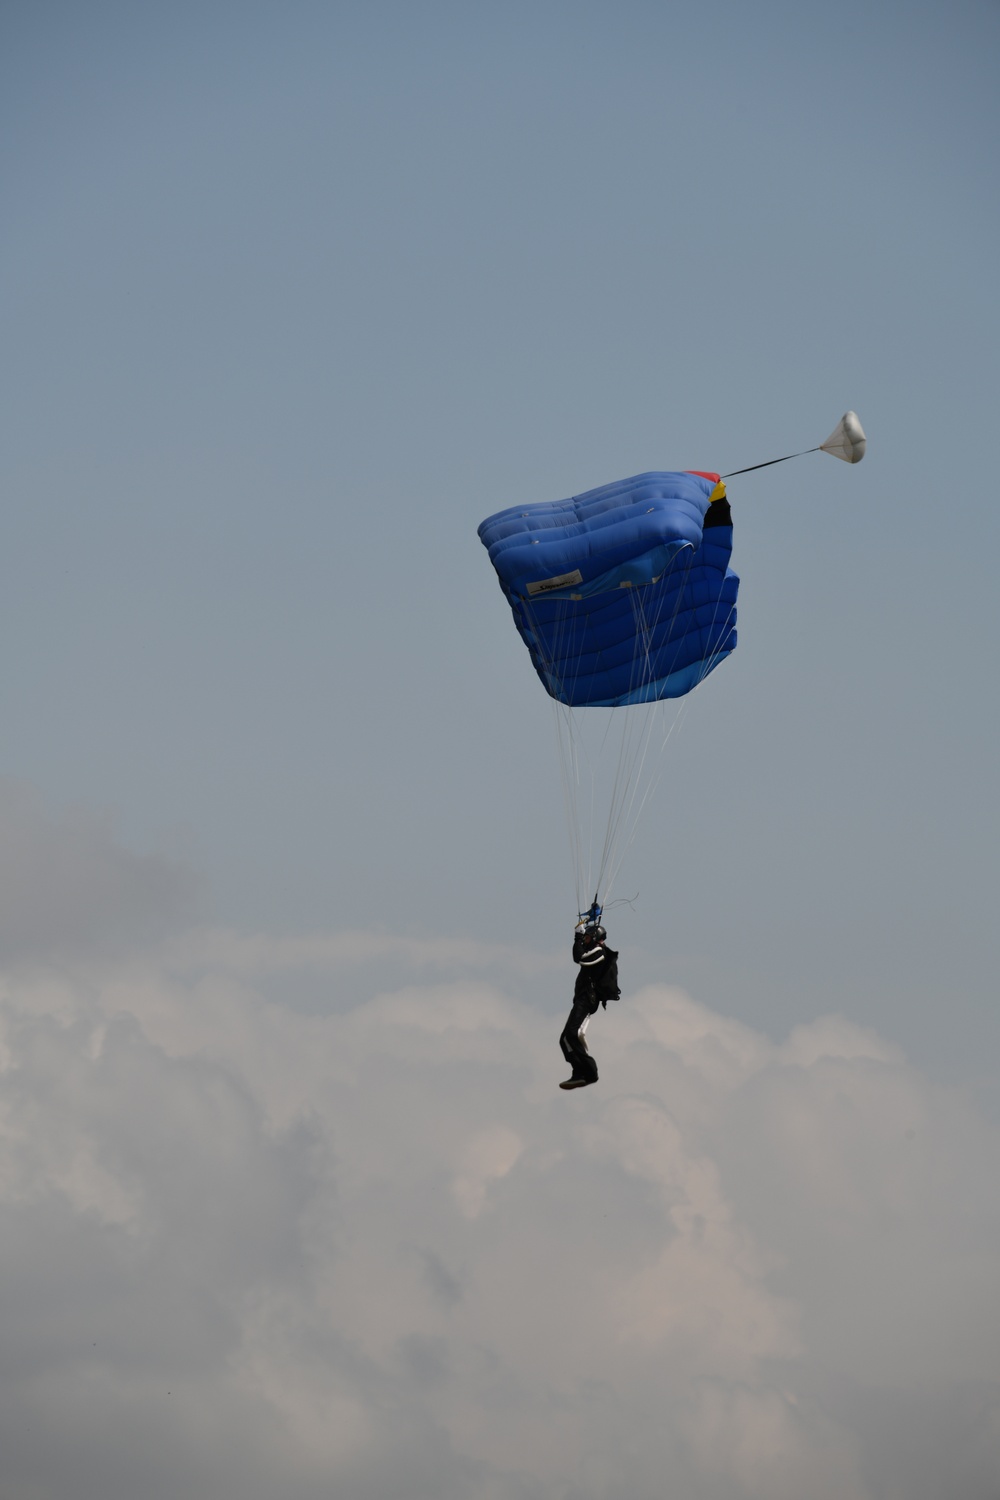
[575,920,587,933]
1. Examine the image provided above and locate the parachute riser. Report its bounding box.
[579,895,603,929]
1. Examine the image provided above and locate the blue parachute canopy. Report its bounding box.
[478,471,738,707]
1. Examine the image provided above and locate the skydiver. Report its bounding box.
[559,918,620,1090]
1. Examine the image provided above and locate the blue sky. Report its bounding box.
[1,5,999,1494]
[5,0,998,1068]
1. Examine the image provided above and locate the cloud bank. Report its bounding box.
[0,795,998,1499]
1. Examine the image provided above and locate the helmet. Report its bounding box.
[587,924,607,944]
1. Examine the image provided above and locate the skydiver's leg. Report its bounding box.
[559,1000,599,1087]
[576,1013,599,1083]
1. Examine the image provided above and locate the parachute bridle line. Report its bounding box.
[723,413,866,477]
[722,447,820,478]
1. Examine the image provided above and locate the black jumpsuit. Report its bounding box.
[559,933,619,1085]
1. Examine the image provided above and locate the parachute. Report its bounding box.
[478,471,737,708]
[479,414,865,911]
[479,470,738,906]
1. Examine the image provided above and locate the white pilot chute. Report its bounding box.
[723,410,868,478]
[819,410,866,464]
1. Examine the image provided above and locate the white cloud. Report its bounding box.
[0,796,998,1498]
[453,1125,524,1219]
[0,780,198,961]
[0,928,998,1500]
